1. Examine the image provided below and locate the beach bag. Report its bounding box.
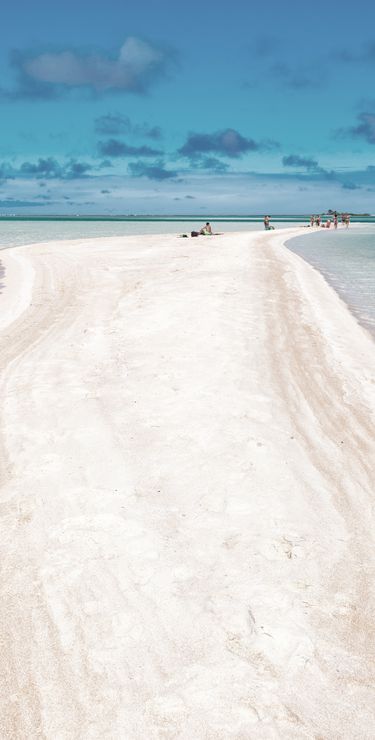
[191,231,199,237]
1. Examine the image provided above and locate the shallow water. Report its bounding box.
[287,225,375,338]
[0,217,300,249]
[1,218,375,341]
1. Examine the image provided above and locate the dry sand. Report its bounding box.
[0,228,374,739]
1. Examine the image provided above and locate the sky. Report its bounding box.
[1,0,375,214]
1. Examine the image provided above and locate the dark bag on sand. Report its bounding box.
[191,231,199,237]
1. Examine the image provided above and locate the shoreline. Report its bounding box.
[1,222,373,344]
[285,226,375,342]
[0,228,374,737]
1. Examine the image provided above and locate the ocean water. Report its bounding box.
[0,216,304,250]
[1,215,374,250]
[287,225,375,337]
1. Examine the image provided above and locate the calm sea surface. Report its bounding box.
[0,215,303,249]
[287,225,375,337]
[0,217,374,339]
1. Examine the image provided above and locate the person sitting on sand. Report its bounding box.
[199,222,212,235]
[263,215,275,230]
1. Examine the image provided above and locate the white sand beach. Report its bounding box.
[0,228,374,739]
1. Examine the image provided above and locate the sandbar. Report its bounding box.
[0,228,374,738]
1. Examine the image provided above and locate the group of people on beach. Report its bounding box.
[309,212,350,229]
[187,213,352,238]
[262,212,351,231]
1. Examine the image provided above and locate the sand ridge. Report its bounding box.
[0,228,374,738]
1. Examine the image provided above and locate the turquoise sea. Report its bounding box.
[0,216,374,339]
[1,214,375,250]
[0,215,303,249]
[287,225,375,337]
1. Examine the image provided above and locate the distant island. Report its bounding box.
[327,209,371,217]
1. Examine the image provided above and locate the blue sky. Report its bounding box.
[1,0,375,214]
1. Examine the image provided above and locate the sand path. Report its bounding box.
[0,229,374,739]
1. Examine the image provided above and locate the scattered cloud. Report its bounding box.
[334,42,375,64]
[179,128,278,159]
[19,157,63,177]
[65,160,93,178]
[282,154,320,170]
[282,153,336,179]
[193,156,229,172]
[94,113,162,139]
[342,182,361,189]
[128,159,178,180]
[1,157,93,180]
[0,164,12,182]
[246,39,322,90]
[253,36,281,58]
[98,138,163,157]
[245,35,323,90]
[269,63,318,89]
[0,198,48,207]
[335,112,375,144]
[1,37,175,99]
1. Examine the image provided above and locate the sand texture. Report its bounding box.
[0,229,374,739]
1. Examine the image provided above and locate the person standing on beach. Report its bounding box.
[316,215,321,227]
[310,215,315,227]
[333,214,338,229]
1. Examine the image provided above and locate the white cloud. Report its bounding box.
[19,37,172,94]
